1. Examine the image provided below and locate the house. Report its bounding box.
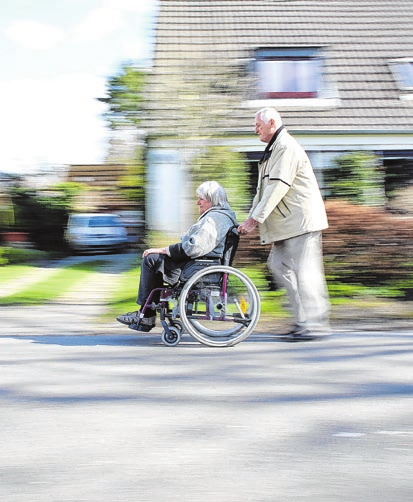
[66,163,134,212]
[66,163,129,190]
[144,0,413,233]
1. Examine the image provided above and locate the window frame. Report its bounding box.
[254,47,323,99]
[389,58,413,91]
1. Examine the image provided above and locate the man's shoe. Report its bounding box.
[284,326,314,342]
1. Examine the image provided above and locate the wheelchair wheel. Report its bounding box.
[178,265,260,347]
[161,325,181,347]
[170,320,183,333]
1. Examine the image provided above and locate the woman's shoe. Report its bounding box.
[117,310,141,325]
[117,310,156,329]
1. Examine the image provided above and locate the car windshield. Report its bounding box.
[88,216,121,227]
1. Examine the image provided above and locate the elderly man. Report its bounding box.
[238,107,330,341]
[117,180,238,332]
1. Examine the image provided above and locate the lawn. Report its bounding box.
[0,261,109,305]
[103,267,140,320]
[0,265,35,284]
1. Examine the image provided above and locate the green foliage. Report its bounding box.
[0,247,49,266]
[389,272,413,300]
[324,151,385,205]
[98,64,147,211]
[117,152,146,206]
[51,182,85,202]
[99,63,146,129]
[35,183,84,212]
[326,279,405,299]
[0,194,14,229]
[190,146,250,220]
[9,182,83,251]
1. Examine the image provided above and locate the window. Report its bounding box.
[89,215,122,227]
[255,47,323,99]
[389,59,413,91]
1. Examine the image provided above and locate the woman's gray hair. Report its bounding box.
[256,107,283,129]
[196,181,230,209]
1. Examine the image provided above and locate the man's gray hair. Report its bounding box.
[256,107,283,129]
[196,181,230,209]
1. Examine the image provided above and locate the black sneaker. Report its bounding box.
[284,326,314,342]
[117,310,157,334]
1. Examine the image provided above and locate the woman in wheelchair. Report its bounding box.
[117,181,238,332]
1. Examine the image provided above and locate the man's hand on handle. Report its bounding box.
[238,217,258,236]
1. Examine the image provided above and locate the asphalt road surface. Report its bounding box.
[0,253,412,501]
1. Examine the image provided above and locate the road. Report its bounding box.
[0,253,412,501]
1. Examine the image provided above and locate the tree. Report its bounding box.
[98,63,146,129]
[324,151,385,206]
[190,146,250,220]
[98,63,147,213]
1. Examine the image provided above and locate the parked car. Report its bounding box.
[65,213,129,254]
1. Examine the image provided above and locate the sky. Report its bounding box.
[0,0,158,174]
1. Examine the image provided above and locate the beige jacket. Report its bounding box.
[250,128,328,244]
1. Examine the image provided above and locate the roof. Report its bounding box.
[145,0,413,136]
[66,164,128,188]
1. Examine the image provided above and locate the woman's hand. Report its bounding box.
[142,247,168,258]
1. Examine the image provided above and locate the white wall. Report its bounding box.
[146,146,195,234]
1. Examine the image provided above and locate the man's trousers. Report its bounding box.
[267,231,330,334]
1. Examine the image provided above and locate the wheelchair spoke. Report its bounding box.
[178,265,260,347]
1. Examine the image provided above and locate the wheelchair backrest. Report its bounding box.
[221,224,240,266]
[178,224,240,284]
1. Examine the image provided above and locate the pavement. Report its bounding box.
[0,253,412,501]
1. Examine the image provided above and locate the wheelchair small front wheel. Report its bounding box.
[178,265,260,347]
[161,325,181,347]
[170,320,184,333]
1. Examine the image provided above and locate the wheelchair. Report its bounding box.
[139,225,261,347]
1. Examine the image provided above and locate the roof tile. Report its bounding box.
[145,0,413,134]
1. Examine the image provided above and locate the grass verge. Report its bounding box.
[102,266,140,321]
[0,260,108,305]
[0,265,35,284]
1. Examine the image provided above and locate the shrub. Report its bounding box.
[234,200,413,297]
[324,151,385,206]
[9,182,83,252]
[323,200,412,290]
[0,247,49,265]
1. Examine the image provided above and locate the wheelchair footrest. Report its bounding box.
[233,314,252,326]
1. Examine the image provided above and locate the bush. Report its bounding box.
[323,200,412,291]
[234,200,413,298]
[9,182,83,252]
[324,151,385,206]
[0,247,49,265]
